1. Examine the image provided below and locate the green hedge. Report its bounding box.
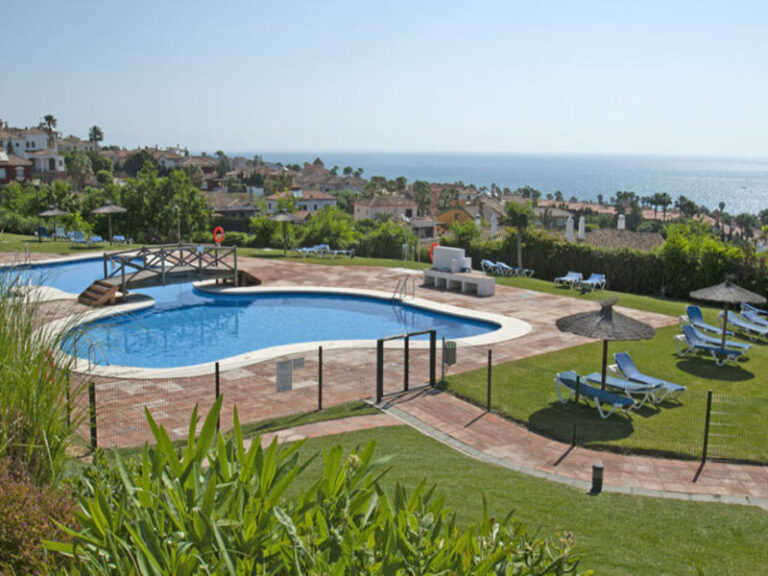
[446,226,768,299]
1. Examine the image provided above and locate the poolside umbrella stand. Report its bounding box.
[38,207,70,237]
[92,203,128,245]
[269,212,304,255]
[556,300,655,389]
[690,278,767,350]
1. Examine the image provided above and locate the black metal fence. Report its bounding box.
[71,330,437,449]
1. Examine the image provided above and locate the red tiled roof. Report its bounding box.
[354,194,415,208]
[0,153,32,167]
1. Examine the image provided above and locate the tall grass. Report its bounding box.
[0,269,85,483]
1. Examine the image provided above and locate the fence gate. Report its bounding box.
[707,394,768,464]
[376,330,436,403]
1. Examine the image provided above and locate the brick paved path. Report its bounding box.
[379,388,768,508]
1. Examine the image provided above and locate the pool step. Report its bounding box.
[78,280,118,307]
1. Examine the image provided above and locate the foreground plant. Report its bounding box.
[49,398,589,574]
[0,271,85,484]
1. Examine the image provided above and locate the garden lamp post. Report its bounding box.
[34,180,41,243]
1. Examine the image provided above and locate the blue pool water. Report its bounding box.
[6,258,498,369]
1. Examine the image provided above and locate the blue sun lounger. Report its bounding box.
[481,259,502,275]
[742,302,767,316]
[579,273,606,291]
[584,372,659,408]
[682,325,750,351]
[677,325,744,366]
[720,312,768,342]
[740,309,768,328]
[613,352,687,402]
[554,371,635,419]
[554,271,582,288]
[686,305,732,336]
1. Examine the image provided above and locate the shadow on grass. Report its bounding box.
[528,402,634,445]
[675,359,754,382]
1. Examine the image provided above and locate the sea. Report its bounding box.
[249,152,768,215]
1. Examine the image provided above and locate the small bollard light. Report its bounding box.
[590,462,604,494]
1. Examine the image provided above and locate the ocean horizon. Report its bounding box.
[232,152,768,215]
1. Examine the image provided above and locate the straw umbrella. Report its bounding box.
[91,203,128,245]
[690,277,766,350]
[556,300,655,390]
[269,212,304,255]
[38,207,69,238]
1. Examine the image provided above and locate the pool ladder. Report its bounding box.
[392,273,416,302]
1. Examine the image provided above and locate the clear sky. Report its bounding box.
[3,0,767,157]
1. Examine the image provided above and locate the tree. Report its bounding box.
[40,114,57,145]
[87,150,112,173]
[302,206,357,248]
[596,194,604,205]
[65,151,93,192]
[675,195,697,219]
[413,180,432,216]
[124,150,155,177]
[182,164,205,188]
[659,192,672,221]
[554,190,563,202]
[437,188,459,212]
[505,201,534,269]
[215,150,230,178]
[394,176,407,191]
[330,165,339,176]
[88,125,104,148]
[343,166,353,176]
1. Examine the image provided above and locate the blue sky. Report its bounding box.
[3,1,767,157]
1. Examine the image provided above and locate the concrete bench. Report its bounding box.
[422,269,495,297]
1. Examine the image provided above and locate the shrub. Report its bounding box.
[50,399,588,574]
[0,275,85,483]
[0,459,76,575]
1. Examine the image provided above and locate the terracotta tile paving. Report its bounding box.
[252,413,402,449]
[380,387,768,507]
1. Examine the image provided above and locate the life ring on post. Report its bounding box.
[213,226,225,244]
[429,242,439,262]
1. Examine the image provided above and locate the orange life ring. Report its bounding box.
[213,226,225,244]
[429,242,439,262]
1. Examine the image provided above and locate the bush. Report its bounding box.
[0,459,76,575]
[0,276,85,483]
[50,400,587,574]
[0,209,37,234]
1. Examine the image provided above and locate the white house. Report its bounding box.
[266,187,337,214]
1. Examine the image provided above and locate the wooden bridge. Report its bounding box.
[79,244,250,306]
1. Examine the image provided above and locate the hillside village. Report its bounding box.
[0,115,755,253]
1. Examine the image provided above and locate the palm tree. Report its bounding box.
[88,125,104,149]
[41,114,57,147]
[659,192,672,221]
[505,201,534,270]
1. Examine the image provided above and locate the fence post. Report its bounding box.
[215,362,221,433]
[441,336,446,383]
[702,389,713,464]
[572,375,580,447]
[429,330,436,386]
[376,339,384,403]
[486,349,492,411]
[318,346,323,411]
[404,336,410,392]
[88,381,97,450]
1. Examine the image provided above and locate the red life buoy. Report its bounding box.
[429,242,439,262]
[213,226,225,244]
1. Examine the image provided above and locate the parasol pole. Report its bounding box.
[601,339,608,390]
[721,302,729,351]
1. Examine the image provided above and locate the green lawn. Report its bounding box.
[445,317,768,462]
[0,232,141,256]
[289,426,768,576]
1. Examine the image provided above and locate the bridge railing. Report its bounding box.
[102,244,238,290]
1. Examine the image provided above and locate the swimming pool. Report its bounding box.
[10,256,526,371]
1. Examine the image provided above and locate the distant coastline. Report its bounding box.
[234,152,768,215]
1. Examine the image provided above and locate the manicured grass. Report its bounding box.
[493,274,702,317]
[445,320,768,462]
[0,232,140,256]
[289,426,768,576]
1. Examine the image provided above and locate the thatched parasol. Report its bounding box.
[92,203,128,245]
[38,207,70,237]
[269,212,304,255]
[556,300,655,389]
[690,278,766,350]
